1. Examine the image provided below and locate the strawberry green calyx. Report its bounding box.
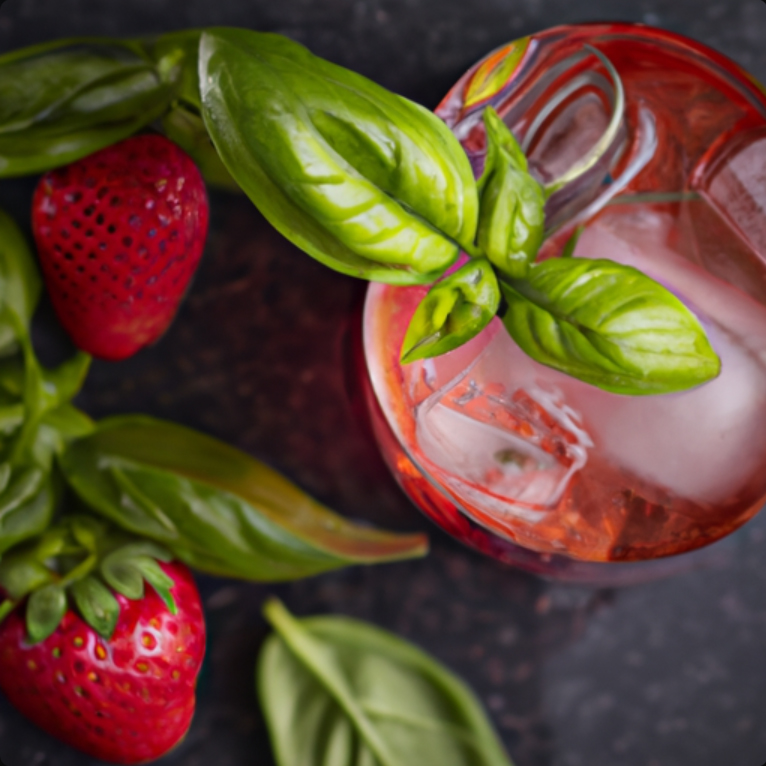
[0,515,177,642]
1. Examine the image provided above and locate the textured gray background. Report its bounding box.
[1,1,766,765]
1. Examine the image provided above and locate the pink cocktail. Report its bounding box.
[363,23,766,577]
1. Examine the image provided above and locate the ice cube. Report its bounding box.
[415,329,593,512]
[566,210,766,502]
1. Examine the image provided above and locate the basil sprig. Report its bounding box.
[0,30,723,398]
[0,38,177,177]
[0,205,426,579]
[500,258,720,394]
[258,599,512,766]
[59,416,428,580]
[199,29,478,284]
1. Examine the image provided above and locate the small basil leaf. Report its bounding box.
[500,257,721,394]
[258,599,511,766]
[401,258,500,363]
[71,575,119,638]
[478,106,527,184]
[60,416,428,581]
[477,108,544,280]
[199,29,478,284]
[0,38,175,176]
[26,583,67,643]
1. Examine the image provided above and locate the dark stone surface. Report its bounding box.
[1,1,766,765]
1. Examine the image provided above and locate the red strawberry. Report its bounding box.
[0,559,205,764]
[32,134,209,361]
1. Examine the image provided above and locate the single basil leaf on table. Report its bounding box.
[258,599,512,766]
[199,29,478,285]
[500,257,721,394]
[476,108,545,280]
[0,37,176,177]
[401,258,500,363]
[59,416,428,581]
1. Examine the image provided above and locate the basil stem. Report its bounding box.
[199,29,478,284]
[143,30,241,191]
[258,599,513,766]
[0,37,176,177]
[500,257,721,395]
[401,258,500,363]
[59,416,428,581]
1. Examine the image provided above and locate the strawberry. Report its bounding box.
[32,134,209,361]
[0,517,206,764]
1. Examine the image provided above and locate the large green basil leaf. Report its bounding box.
[401,258,500,363]
[0,37,176,176]
[199,29,478,284]
[59,416,428,580]
[476,108,544,280]
[500,257,721,394]
[258,599,512,766]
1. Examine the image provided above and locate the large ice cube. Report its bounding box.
[415,329,593,512]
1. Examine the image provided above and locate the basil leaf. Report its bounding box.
[199,29,478,285]
[0,38,175,177]
[26,583,67,643]
[71,575,119,638]
[477,108,544,280]
[60,416,428,580]
[500,257,721,394]
[401,258,500,363]
[258,599,511,766]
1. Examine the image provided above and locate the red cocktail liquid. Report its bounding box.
[363,23,766,575]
